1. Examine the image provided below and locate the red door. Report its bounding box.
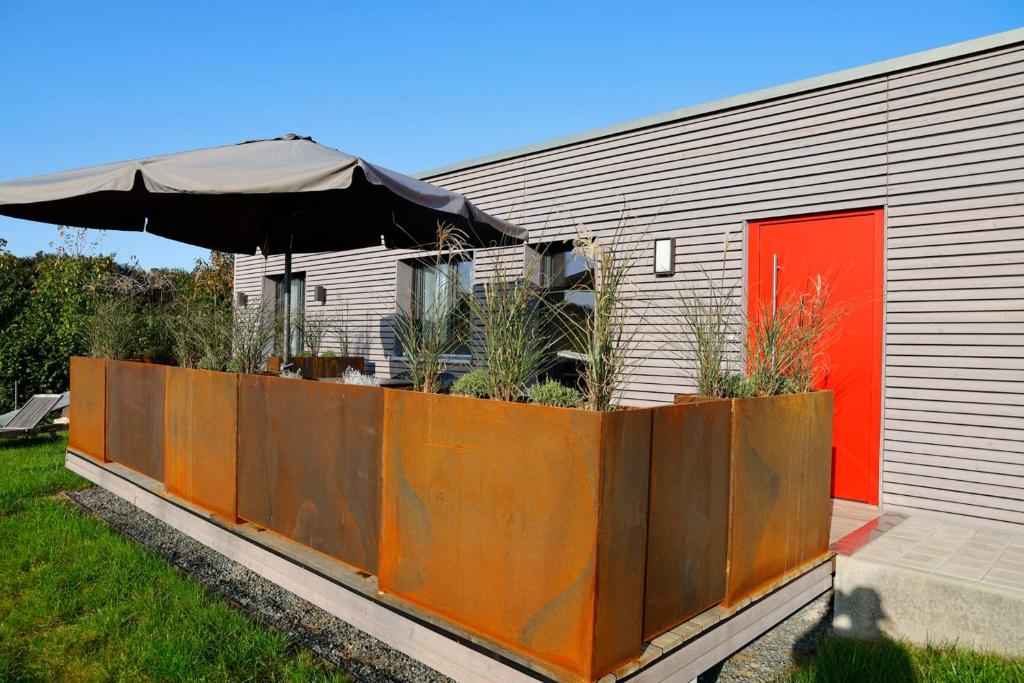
[748,209,883,504]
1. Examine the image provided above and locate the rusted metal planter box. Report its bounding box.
[163,367,239,521]
[723,391,833,605]
[672,392,833,606]
[643,397,732,640]
[379,390,652,682]
[266,355,365,377]
[237,375,383,574]
[69,356,107,461]
[105,360,167,480]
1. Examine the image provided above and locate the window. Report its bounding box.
[542,242,595,355]
[265,272,305,355]
[403,258,473,357]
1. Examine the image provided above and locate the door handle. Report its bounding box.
[771,253,779,318]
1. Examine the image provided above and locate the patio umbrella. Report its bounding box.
[0,134,525,360]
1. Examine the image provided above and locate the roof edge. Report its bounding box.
[415,27,1024,180]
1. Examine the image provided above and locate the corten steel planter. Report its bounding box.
[237,375,383,574]
[643,398,732,640]
[266,355,365,377]
[69,356,107,461]
[720,391,833,606]
[379,390,652,682]
[163,367,239,521]
[105,360,167,480]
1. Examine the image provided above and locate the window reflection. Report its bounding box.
[542,243,594,384]
[410,258,473,356]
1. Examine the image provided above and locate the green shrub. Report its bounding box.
[0,239,115,412]
[321,350,336,358]
[527,380,582,408]
[721,373,757,398]
[451,369,490,398]
[0,239,234,411]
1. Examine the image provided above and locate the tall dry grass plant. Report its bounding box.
[232,303,280,374]
[332,301,354,356]
[87,297,140,360]
[296,308,331,356]
[672,231,842,397]
[559,224,643,411]
[746,275,839,395]
[171,300,233,370]
[391,222,469,393]
[674,236,740,397]
[460,255,556,402]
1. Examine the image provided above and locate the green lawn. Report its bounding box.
[784,629,1024,682]
[0,435,345,682]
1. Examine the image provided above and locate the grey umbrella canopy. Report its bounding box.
[0,134,525,361]
[0,134,525,253]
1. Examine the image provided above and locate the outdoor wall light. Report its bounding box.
[654,238,675,276]
[314,285,327,304]
[235,292,248,307]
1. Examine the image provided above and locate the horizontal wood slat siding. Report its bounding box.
[235,42,1024,527]
[882,43,1024,527]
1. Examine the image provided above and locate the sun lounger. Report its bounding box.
[0,394,66,439]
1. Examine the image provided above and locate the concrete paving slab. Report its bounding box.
[935,562,988,582]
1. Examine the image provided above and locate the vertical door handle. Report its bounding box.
[771,253,779,318]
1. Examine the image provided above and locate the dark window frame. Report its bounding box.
[266,271,306,355]
[406,256,474,358]
[540,242,595,356]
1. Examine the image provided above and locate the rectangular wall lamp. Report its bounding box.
[654,238,675,276]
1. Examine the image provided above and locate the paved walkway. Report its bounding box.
[828,497,1024,598]
[845,514,1024,596]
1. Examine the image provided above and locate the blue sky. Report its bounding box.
[1,1,1021,269]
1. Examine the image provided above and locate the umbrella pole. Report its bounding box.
[283,247,292,365]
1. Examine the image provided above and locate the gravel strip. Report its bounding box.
[698,591,833,682]
[67,486,452,683]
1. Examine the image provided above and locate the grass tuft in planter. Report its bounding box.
[674,237,842,398]
[296,308,332,357]
[232,303,280,374]
[391,222,469,393]
[746,275,840,395]
[456,255,556,402]
[331,300,366,357]
[674,236,742,397]
[558,222,644,411]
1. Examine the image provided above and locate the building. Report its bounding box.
[234,28,1024,526]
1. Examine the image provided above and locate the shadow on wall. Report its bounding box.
[379,314,406,379]
[350,312,372,358]
[698,587,915,682]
